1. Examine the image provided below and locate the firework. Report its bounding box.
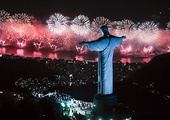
[0,10,10,22]
[48,43,58,51]
[138,21,159,32]
[120,45,133,54]
[91,16,111,29]
[75,45,87,54]
[16,39,26,48]
[46,13,70,34]
[112,19,135,30]
[137,21,160,44]
[0,11,169,57]
[33,41,44,50]
[0,40,6,46]
[166,21,170,30]
[2,22,35,43]
[142,45,153,55]
[70,15,90,36]
[8,13,31,23]
[90,16,111,38]
[110,20,139,40]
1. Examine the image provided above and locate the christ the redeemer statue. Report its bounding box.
[79,26,126,95]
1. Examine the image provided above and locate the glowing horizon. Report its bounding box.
[0,10,170,57]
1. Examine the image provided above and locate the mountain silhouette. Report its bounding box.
[126,52,170,94]
[115,53,170,119]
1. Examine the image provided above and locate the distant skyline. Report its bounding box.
[1,0,170,26]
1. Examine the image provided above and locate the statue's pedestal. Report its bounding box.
[91,94,132,119]
[93,94,118,115]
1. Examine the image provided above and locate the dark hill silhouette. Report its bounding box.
[0,58,55,92]
[126,52,170,94]
[115,53,170,119]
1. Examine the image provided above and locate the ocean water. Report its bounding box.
[0,47,154,63]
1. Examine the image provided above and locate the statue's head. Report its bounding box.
[100,26,110,36]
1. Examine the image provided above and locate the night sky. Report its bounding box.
[0,0,170,25]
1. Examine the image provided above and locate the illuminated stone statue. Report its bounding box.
[79,26,126,95]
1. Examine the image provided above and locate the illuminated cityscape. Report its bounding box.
[0,54,143,119]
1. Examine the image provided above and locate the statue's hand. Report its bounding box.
[122,36,126,39]
[79,41,87,46]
